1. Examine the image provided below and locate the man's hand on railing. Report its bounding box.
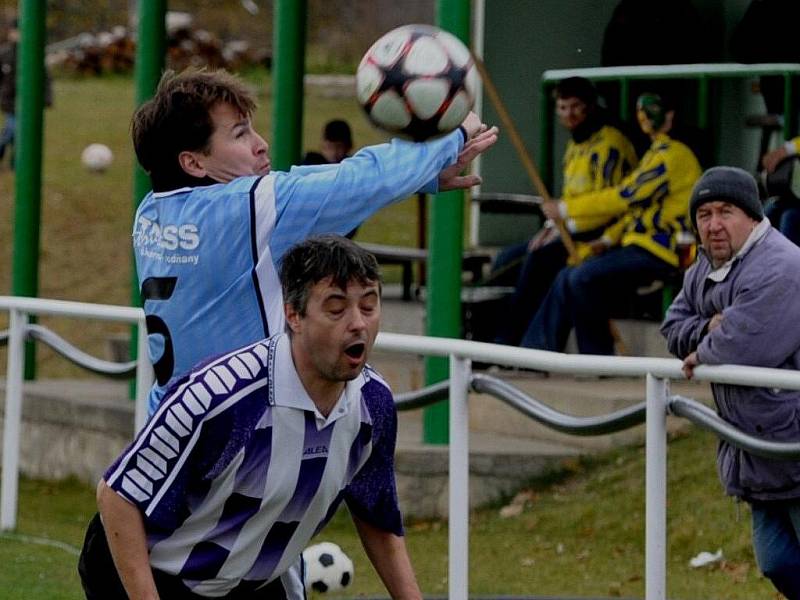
[682,351,700,379]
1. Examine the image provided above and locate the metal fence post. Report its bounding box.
[449,354,470,600]
[1,309,27,530]
[134,316,154,432]
[645,373,669,600]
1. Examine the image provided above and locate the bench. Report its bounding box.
[357,242,493,301]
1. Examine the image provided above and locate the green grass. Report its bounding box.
[0,427,782,599]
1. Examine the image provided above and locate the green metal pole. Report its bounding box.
[11,0,47,379]
[423,0,471,444]
[539,81,554,192]
[697,76,709,130]
[129,0,166,396]
[697,75,716,165]
[271,0,306,170]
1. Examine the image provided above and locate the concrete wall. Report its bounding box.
[0,377,579,520]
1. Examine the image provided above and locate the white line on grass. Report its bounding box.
[0,532,81,556]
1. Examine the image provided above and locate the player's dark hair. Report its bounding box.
[323,119,352,147]
[131,68,257,191]
[281,235,381,316]
[553,77,598,106]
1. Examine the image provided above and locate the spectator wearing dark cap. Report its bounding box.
[662,166,800,600]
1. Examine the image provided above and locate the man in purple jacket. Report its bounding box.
[661,166,800,598]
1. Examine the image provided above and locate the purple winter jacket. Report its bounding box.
[661,225,800,501]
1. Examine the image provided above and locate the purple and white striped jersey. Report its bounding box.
[104,333,402,597]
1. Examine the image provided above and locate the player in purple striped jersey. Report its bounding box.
[79,235,422,599]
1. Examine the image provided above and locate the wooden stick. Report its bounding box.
[472,54,578,261]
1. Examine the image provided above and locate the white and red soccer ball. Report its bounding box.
[356,24,479,141]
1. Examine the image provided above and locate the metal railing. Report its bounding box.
[539,62,800,189]
[375,332,800,600]
[4,298,800,600]
[0,296,153,533]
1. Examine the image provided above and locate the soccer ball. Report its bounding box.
[81,143,114,172]
[302,541,354,593]
[356,24,479,141]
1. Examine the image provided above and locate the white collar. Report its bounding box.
[152,187,194,198]
[705,217,771,282]
[271,334,361,429]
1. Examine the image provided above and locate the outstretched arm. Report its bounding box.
[353,515,422,600]
[270,112,498,259]
[97,479,159,600]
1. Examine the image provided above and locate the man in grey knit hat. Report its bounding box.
[662,165,800,598]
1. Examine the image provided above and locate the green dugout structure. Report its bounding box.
[476,0,785,198]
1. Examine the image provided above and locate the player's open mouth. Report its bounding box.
[344,343,366,360]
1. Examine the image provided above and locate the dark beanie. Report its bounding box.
[689,166,763,228]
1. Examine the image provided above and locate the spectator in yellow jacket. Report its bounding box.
[494,77,638,346]
[526,92,702,354]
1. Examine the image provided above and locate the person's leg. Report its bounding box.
[568,246,675,355]
[0,113,14,162]
[779,207,800,247]
[765,197,784,225]
[489,240,530,287]
[495,240,568,345]
[519,265,574,351]
[751,500,800,599]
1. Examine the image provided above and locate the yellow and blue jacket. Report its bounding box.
[564,133,702,267]
[562,124,639,203]
[560,123,638,263]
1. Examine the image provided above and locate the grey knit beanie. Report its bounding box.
[689,166,763,228]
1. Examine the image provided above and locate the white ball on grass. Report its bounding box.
[302,541,354,593]
[81,143,114,173]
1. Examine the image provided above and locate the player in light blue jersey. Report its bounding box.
[80,235,424,599]
[130,69,498,415]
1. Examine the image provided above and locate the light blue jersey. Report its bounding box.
[134,130,464,414]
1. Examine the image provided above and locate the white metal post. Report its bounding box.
[645,373,669,600]
[448,354,470,600]
[1,309,27,530]
[134,317,154,432]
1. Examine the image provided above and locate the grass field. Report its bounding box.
[0,427,782,599]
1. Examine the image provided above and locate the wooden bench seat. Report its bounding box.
[357,242,493,301]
